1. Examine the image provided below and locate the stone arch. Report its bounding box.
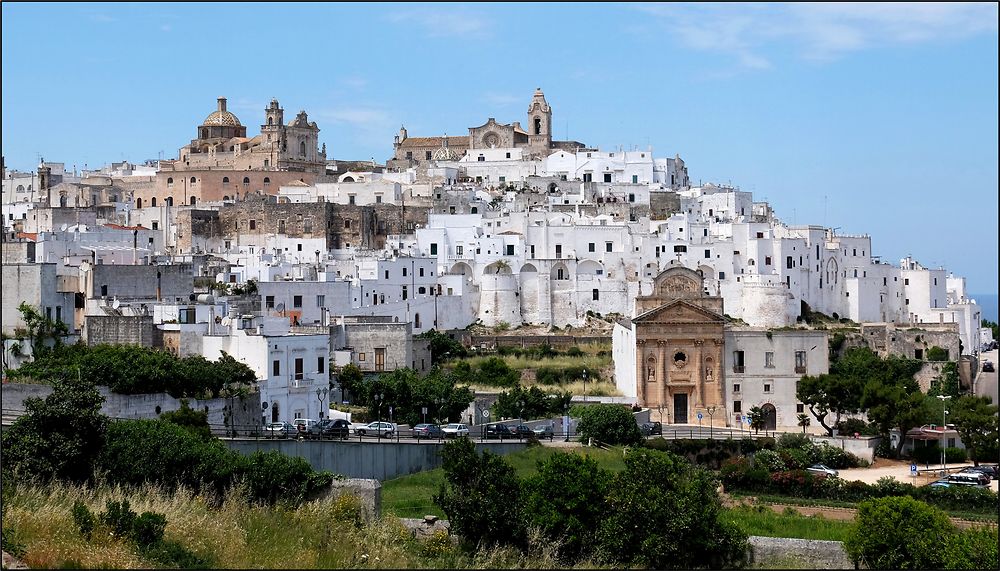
[151,197,157,207]
[190,176,197,184]
[166,196,174,206]
[300,140,307,157]
[825,258,839,286]
[551,262,569,281]
[577,259,604,276]
[450,261,473,276]
[59,194,68,207]
[189,196,196,205]
[343,176,355,183]
[519,263,538,273]
[548,183,558,193]
[645,355,656,381]
[223,176,230,185]
[519,263,539,321]
[484,261,512,275]
[271,402,280,423]
[136,198,142,208]
[223,195,230,201]
[167,177,173,185]
[652,266,703,298]
[534,116,542,135]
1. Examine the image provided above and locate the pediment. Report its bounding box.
[633,299,724,324]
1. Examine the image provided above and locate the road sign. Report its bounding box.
[421,407,428,415]
[743,415,749,425]
[911,463,918,477]
[389,406,394,415]
[482,410,490,418]
[697,412,704,420]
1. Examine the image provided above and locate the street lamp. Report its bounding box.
[937,395,951,474]
[315,387,328,421]
[375,393,385,442]
[707,405,717,440]
[582,368,588,403]
[436,397,446,424]
[564,402,570,442]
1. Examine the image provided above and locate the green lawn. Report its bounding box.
[725,504,854,542]
[381,445,628,519]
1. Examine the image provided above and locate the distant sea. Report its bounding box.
[972,293,999,323]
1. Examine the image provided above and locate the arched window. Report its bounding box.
[190,196,196,205]
[201,128,208,139]
[136,198,142,208]
[15,185,24,193]
[151,197,157,207]
[471,207,478,214]
[271,402,279,423]
[243,177,250,190]
[263,177,270,188]
[166,196,173,206]
[167,177,173,186]
[534,116,541,135]
[299,140,306,157]
[414,313,421,328]
[59,195,68,207]
[222,176,230,186]
[190,176,197,184]
[268,117,273,126]
[223,195,230,201]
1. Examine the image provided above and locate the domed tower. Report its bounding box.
[198,97,246,142]
[527,88,552,152]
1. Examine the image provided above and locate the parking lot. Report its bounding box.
[838,458,999,492]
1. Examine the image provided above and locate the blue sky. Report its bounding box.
[3,2,997,293]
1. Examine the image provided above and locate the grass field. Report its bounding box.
[725,504,854,542]
[453,344,621,396]
[728,491,1000,524]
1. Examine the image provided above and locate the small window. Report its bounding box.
[592,288,599,301]
[266,296,275,309]
[293,295,303,308]
[243,177,250,189]
[344,219,351,229]
[733,401,742,413]
[589,243,595,252]
[733,383,741,393]
[358,352,366,361]
[316,295,325,307]
[419,267,425,277]
[506,244,514,256]
[606,242,613,252]
[673,245,687,253]
[796,403,804,413]
[273,360,280,376]
[719,271,726,280]
[249,219,256,230]
[431,243,438,255]
[317,357,325,374]
[765,256,772,266]
[764,383,771,394]
[704,249,711,259]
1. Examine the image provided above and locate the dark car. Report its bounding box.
[640,421,662,436]
[510,424,534,438]
[486,423,515,439]
[309,419,351,440]
[412,423,445,439]
[966,465,1000,480]
[983,360,995,372]
[956,470,992,486]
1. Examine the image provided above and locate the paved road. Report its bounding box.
[975,349,997,403]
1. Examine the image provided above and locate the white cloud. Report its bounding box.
[636,2,998,69]
[385,7,491,39]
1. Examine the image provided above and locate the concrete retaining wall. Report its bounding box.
[811,434,881,463]
[222,439,527,481]
[748,536,855,569]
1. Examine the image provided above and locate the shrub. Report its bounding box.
[433,438,525,550]
[533,366,563,385]
[779,447,810,470]
[753,449,787,472]
[944,447,967,463]
[844,496,955,569]
[139,539,211,568]
[130,512,167,548]
[816,443,863,469]
[71,501,95,540]
[100,499,137,539]
[776,433,811,450]
[566,346,585,357]
[872,475,914,498]
[911,444,942,465]
[523,452,610,560]
[942,526,1000,570]
[834,418,875,437]
[720,458,770,493]
[577,404,642,446]
[926,346,949,362]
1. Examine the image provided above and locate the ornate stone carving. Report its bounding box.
[658,275,699,296]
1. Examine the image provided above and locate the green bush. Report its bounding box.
[130,512,167,548]
[779,447,810,470]
[577,404,642,446]
[816,443,864,469]
[566,346,585,357]
[754,449,786,472]
[71,501,95,540]
[926,346,949,362]
[944,447,967,463]
[776,433,811,450]
[942,526,1000,570]
[533,366,564,385]
[844,496,954,569]
[100,500,137,539]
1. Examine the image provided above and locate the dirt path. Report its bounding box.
[723,495,994,530]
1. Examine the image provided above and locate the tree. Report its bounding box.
[577,404,642,445]
[1,376,108,483]
[797,413,811,434]
[747,406,766,434]
[844,496,955,570]
[949,395,1000,465]
[865,380,931,457]
[796,373,864,436]
[494,385,571,420]
[596,448,749,569]
[16,302,69,356]
[417,329,468,364]
[473,356,521,388]
[928,362,961,398]
[159,399,212,441]
[433,438,525,550]
[336,363,365,404]
[522,452,610,560]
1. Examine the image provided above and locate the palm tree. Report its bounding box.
[797,413,811,434]
[747,406,765,435]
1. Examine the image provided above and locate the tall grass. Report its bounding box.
[724,504,854,542]
[2,479,609,569]
[459,353,610,372]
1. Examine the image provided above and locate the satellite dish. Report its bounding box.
[275,303,285,313]
[112,298,121,309]
[221,317,232,326]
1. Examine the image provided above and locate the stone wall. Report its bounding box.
[747,536,855,570]
[649,190,681,220]
[89,263,194,301]
[85,315,159,347]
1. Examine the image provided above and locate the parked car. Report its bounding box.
[947,472,989,487]
[532,424,555,440]
[264,421,295,439]
[412,423,445,439]
[511,424,534,438]
[956,470,992,486]
[806,464,839,478]
[441,423,470,438]
[309,419,352,440]
[930,479,953,488]
[293,418,319,435]
[486,423,515,439]
[640,421,663,436]
[963,465,999,480]
[983,360,995,372]
[357,421,396,438]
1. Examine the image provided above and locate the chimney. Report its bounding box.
[217,97,227,112]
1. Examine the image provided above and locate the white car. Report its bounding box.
[806,464,839,478]
[357,421,396,438]
[441,423,470,438]
[292,418,318,434]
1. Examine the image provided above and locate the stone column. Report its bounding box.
[657,340,667,412]
[636,339,646,405]
[693,339,704,412]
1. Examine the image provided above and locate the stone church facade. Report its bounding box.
[389,88,589,168]
[613,266,728,425]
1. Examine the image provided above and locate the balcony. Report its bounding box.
[795,366,807,374]
[733,366,745,374]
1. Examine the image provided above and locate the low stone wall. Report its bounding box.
[810,434,881,463]
[311,478,381,522]
[748,536,856,569]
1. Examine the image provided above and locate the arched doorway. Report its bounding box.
[271,402,280,423]
[761,403,776,432]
